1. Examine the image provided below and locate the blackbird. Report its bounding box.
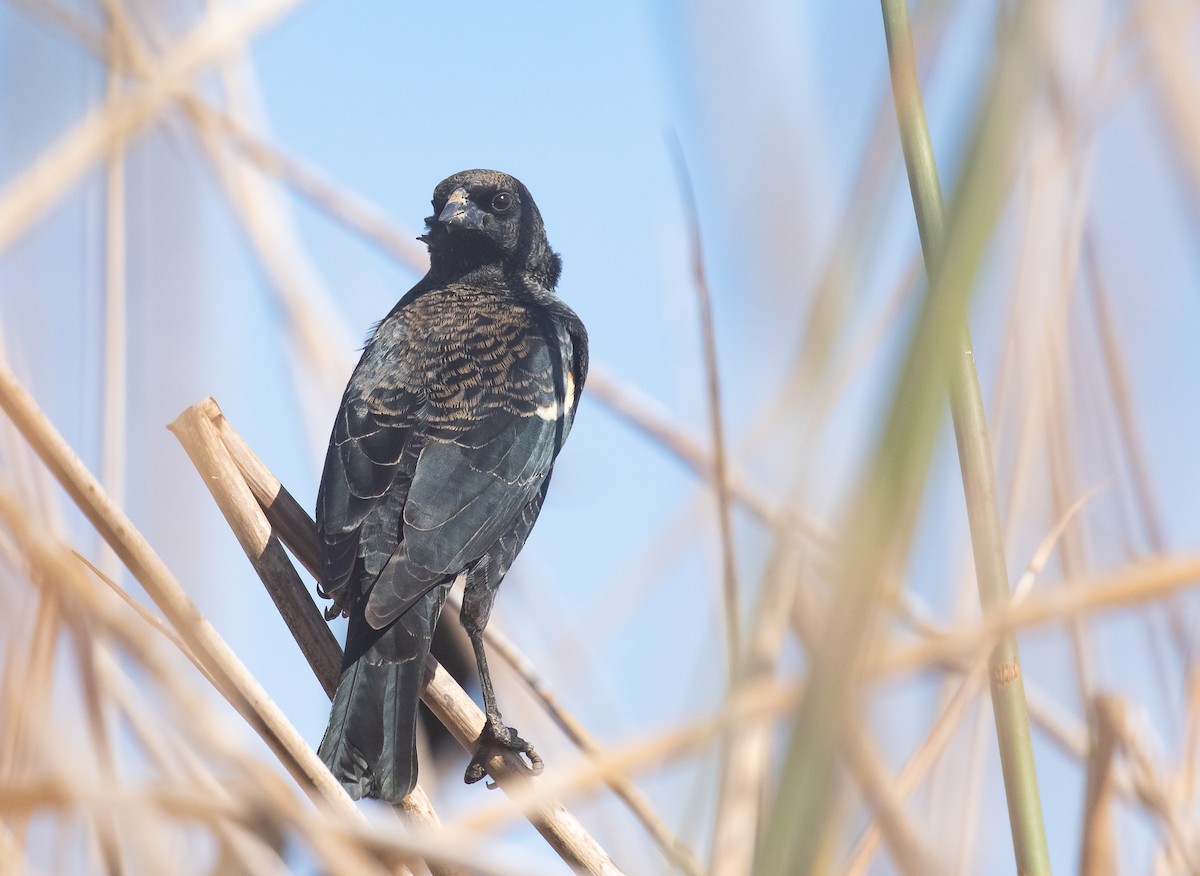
[315,170,587,802]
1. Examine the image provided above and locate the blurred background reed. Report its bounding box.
[1,1,1199,873]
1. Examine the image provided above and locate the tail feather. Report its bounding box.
[378,660,421,800]
[318,582,448,803]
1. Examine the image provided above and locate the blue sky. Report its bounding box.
[3,1,1200,873]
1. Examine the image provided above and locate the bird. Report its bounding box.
[315,169,588,803]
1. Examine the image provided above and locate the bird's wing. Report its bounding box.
[403,409,557,572]
[362,319,577,629]
[316,372,423,603]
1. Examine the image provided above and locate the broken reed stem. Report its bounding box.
[204,398,699,875]
[166,400,452,876]
[170,398,625,876]
[880,1,1051,872]
[167,401,343,697]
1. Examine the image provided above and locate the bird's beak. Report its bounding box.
[438,188,487,232]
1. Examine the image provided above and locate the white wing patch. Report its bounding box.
[534,369,576,421]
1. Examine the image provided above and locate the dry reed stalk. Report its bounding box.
[170,398,624,876]
[586,368,784,529]
[9,485,564,876]
[95,632,296,873]
[878,556,1200,679]
[69,614,123,876]
[1021,73,1105,712]
[785,561,945,875]
[843,666,986,875]
[670,149,770,876]
[673,153,740,668]
[1082,236,1165,551]
[438,597,705,876]
[100,18,127,585]
[0,360,362,821]
[221,398,701,872]
[97,645,300,876]
[1141,0,1200,205]
[844,507,1116,870]
[166,400,457,876]
[0,777,536,876]
[167,402,344,696]
[0,494,402,876]
[206,397,701,873]
[1045,342,1100,688]
[205,104,431,273]
[0,587,59,854]
[453,677,797,836]
[1107,701,1200,871]
[892,589,1198,841]
[0,822,29,876]
[1080,237,1200,779]
[185,88,354,427]
[1079,696,1122,876]
[74,552,202,670]
[840,730,947,876]
[708,545,799,876]
[0,0,309,253]
[954,692,990,870]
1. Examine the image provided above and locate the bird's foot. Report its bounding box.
[464,715,543,789]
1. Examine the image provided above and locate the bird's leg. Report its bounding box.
[461,576,542,786]
[463,631,542,784]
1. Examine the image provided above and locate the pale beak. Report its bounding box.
[438,188,487,232]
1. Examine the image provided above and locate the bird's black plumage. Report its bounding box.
[316,169,587,802]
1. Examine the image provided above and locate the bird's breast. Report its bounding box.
[396,293,566,423]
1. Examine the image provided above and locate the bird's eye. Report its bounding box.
[491,192,514,213]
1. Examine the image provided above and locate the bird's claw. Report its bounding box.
[464,717,543,788]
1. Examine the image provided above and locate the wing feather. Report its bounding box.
[320,285,584,626]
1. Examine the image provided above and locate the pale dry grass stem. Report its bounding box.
[3,1,1200,873]
[0,0,309,252]
[673,153,741,672]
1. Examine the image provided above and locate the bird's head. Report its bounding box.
[421,169,561,287]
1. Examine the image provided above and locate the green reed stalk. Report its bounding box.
[755,3,1050,874]
[880,0,1052,872]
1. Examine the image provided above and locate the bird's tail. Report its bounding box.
[318,585,447,803]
